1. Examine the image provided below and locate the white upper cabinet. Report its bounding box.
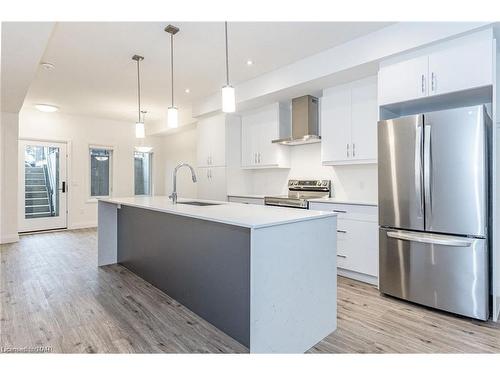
[320,85,351,163]
[427,37,492,96]
[378,31,493,106]
[241,103,291,169]
[378,56,428,106]
[197,114,229,167]
[321,76,378,165]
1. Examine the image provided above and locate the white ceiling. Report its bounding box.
[23,22,392,124]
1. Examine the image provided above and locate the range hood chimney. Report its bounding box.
[272,95,320,145]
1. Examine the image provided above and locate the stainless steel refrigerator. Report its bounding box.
[378,105,491,320]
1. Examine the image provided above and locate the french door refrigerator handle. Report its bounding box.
[386,231,473,247]
[424,124,432,224]
[415,124,424,217]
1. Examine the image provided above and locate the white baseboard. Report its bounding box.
[338,268,378,286]
[0,234,20,244]
[69,221,97,230]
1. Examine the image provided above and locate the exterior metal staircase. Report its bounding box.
[25,166,52,218]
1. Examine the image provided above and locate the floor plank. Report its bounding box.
[1,228,499,353]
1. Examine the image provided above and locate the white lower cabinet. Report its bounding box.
[197,167,227,202]
[227,196,265,205]
[309,202,378,284]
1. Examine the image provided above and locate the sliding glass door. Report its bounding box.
[18,140,68,232]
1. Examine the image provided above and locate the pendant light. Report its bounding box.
[165,24,180,128]
[135,111,153,153]
[132,54,145,138]
[221,21,235,113]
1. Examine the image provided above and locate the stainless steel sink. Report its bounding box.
[178,201,223,206]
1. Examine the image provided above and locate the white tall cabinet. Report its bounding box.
[321,76,378,165]
[196,114,240,201]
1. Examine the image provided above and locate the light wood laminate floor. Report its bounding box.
[1,228,499,353]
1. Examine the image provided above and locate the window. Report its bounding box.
[90,147,112,197]
[134,152,152,195]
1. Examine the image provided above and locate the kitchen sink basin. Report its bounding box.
[178,201,223,206]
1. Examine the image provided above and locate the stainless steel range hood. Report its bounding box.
[272,95,320,145]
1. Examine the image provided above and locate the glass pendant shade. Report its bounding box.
[135,122,145,138]
[168,106,178,128]
[135,146,153,153]
[221,85,235,113]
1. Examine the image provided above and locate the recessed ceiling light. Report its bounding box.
[246,60,254,66]
[35,104,59,113]
[40,62,55,70]
[185,88,190,94]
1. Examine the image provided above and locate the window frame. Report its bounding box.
[134,151,153,196]
[88,145,114,200]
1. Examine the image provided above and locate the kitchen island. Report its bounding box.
[97,196,337,353]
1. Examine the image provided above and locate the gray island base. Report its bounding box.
[98,196,337,353]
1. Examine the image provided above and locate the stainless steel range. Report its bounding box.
[264,179,331,209]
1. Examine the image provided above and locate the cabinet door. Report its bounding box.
[257,108,280,166]
[320,87,351,164]
[196,168,211,200]
[340,219,378,277]
[378,55,428,105]
[209,115,226,167]
[351,77,378,162]
[208,166,227,201]
[197,121,210,167]
[428,38,493,97]
[241,115,258,167]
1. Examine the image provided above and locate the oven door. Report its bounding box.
[264,197,308,209]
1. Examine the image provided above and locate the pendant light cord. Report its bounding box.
[225,21,229,86]
[171,33,174,108]
[137,58,141,123]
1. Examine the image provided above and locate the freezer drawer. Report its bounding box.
[379,228,489,320]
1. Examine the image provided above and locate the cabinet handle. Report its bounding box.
[346,143,350,158]
[352,143,356,157]
[337,229,347,233]
[254,153,257,164]
[421,74,425,94]
[207,169,209,179]
[333,209,347,213]
[258,152,261,164]
[337,254,347,259]
[207,156,209,165]
[431,72,436,92]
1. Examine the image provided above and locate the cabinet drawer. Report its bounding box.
[309,202,378,222]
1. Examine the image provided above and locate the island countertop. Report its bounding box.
[99,196,336,229]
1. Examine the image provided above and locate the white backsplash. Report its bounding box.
[248,143,378,202]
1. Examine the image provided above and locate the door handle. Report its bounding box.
[424,124,432,221]
[415,124,424,217]
[61,181,66,193]
[386,231,473,247]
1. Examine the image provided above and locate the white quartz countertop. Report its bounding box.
[100,196,336,229]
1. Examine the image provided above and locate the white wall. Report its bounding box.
[247,143,378,202]
[161,125,198,199]
[19,109,165,229]
[0,111,20,243]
